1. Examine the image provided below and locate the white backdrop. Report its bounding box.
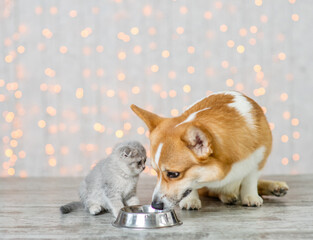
[0,0,312,177]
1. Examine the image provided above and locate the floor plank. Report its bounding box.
[0,175,312,239]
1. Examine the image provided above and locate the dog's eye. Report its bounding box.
[167,171,180,178]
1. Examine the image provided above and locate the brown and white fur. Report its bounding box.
[131,91,288,210]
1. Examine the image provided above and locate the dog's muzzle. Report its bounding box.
[151,199,164,210]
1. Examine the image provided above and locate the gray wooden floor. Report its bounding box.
[0,175,313,239]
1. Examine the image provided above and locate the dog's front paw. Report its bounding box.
[89,205,102,215]
[270,182,289,197]
[179,197,202,210]
[242,195,263,207]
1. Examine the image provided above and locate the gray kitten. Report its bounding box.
[60,141,146,217]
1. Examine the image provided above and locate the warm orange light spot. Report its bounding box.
[5,112,15,123]
[132,86,140,94]
[204,11,212,19]
[150,169,157,176]
[281,135,289,143]
[183,85,191,93]
[49,157,57,167]
[46,106,57,116]
[253,87,266,97]
[137,127,145,135]
[117,72,126,81]
[42,28,53,39]
[44,68,56,77]
[124,122,132,131]
[291,14,299,22]
[180,6,188,14]
[11,129,23,139]
[227,40,235,48]
[8,168,15,176]
[289,0,296,3]
[14,90,22,99]
[133,45,142,54]
[152,84,161,93]
[148,27,157,35]
[115,130,124,138]
[151,65,159,72]
[187,66,195,74]
[17,45,25,54]
[38,120,46,128]
[171,109,179,117]
[239,28,247,36]
[19,151,26,158]
[45,144,55,155]
[281,157,288,165]
[226,79,234,87]
[5,55,13,63]
[76,88,84,99]
[283,111,290,119]
[253,64,262,72]
[61,146,69,155]
[293,131,300,139]
[278,52,286,60]
[162,50,170,58]
[292,153,300,161]
[0,79,5,87]
[10,139,18,148]
[35,6,43,15]
[250,26,258,33]
[0,94,5,102]
[187,46,195,54]
[130,27,139,35]
[40,83,48,91]
[235,83,244,91]
[176,27,184,35]
[59,46,68,54]
[107,89,115,97]
[169,90,177,98]
[160,91,168,99]
[81,27,92,38]
[94,123,105,133]
[69,10,77,17]
[118,51,126,60]
[291,118,299,126]
[220,24,228,32]
[5,149,13,157]
[20,170,27,178]
[237,45,245,53]
[280,93,288,102]
[96,45,104,53]
[143,5,152,16]
[260,15,268,23]
[168,71,176,79]
[49,6,58,15]
[221,61,229,69]
[249,38,257,45]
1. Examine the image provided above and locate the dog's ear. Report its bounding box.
[131,104,165,132]
[181,125,213,160]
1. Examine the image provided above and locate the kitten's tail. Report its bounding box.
[60,201,82,214]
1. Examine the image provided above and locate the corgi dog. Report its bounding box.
[131,91,289,210]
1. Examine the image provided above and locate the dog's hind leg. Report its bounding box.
[258,179,289,197]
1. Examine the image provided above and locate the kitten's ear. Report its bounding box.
[120,146,132,158]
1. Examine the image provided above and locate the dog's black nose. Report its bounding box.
[151,200,164,210]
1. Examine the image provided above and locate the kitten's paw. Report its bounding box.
[179,197,202,210]
[242,195,263,207]
[89,205,102,215]
[219,193,239,205]
[270,182,289,197]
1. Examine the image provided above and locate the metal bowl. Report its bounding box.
[112,205,182,229]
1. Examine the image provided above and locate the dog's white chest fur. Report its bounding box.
[194,146,266,189]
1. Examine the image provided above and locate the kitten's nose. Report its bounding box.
[151,200,164,210]
[142,166,145,170]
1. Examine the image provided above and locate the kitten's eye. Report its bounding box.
[137,161,142,166]
[144,158,146,163]
[167,171,180,179]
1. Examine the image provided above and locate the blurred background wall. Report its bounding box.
[0,0,312,177]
